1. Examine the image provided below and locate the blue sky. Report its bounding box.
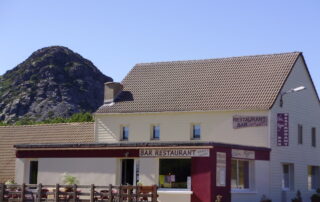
[1,1,320,92]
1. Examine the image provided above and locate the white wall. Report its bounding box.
[36,158,117,185]
[269,56,320,202]
[95,110,269,148]
[231,160,270,202]
[157,191,192,202]
[15,158,27,184]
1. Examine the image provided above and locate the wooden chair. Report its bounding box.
[121,186,134,201]
[39,188,49,200]
[100,189,111,200]
[139,186,158,201]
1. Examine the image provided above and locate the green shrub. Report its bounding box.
[292,190,302,202]
[0,112,94,126]
[311,188,320,202]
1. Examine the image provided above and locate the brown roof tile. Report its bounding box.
[0,122,94,183]
[96,52,301,113]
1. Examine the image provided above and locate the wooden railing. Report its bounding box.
[0,183,158,202]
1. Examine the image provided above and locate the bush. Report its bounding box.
[311,188,320,202]
[260,194,272,202]
[0,112,94,126]
[4,179,16,185]
[62,174,79,185]
[292,190,302,202]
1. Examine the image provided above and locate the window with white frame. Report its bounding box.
[191,124,201,139]
[231,159,252,189]
[151,125,160,140]
[121,126,129,141]
[308,166,320,190]
[282,163,294,190]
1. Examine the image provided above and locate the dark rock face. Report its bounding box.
[0,46,112,123]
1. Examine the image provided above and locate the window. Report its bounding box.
[151,125,160,140]
[282,164,294,190]
[298,124,303,144]
[308,166,320,190]
[121,126,129,141]
[29,161,38,184]
[191,124,201,139]
[231,159,251,189]
[312,127,316,147]
[159,159,191,189]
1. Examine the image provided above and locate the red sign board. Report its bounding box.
[277,113,289,146]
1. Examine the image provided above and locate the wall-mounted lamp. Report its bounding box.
[280,86,306,107]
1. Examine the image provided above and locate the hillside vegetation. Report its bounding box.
[0,112,94,126]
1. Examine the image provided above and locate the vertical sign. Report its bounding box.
[216,152,226,187]
[277,113,289,146]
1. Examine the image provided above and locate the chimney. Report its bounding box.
[104,82,123,104]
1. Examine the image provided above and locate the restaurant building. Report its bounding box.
[14,52,320,202]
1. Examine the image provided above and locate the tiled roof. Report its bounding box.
[96,52,301,113]
[0,122,94,183]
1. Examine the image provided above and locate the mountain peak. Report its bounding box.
[0,46,113,123]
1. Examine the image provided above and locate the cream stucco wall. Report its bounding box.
[269,56,320,202]
[38,158,117,185]
[15,158,27,184]
[95,110,269,148]
[139,158,158,186]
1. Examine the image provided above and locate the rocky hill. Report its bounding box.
[0,46,112,123]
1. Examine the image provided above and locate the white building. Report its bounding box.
[15,52,320,202]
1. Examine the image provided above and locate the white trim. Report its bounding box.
[158,189,193,194]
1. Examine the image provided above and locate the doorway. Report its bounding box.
[29,161,38,184]
[121,159,134,185]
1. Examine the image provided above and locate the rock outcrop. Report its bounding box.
[0,46,112,123]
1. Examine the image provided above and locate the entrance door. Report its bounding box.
[121,159,134,185]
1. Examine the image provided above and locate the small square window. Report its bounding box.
[151,125,160,140]
[312,128,316,147]
[121,126,129,141]
[191,124,201,139]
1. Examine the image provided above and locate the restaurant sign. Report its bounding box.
[277,113,289,146]
[139,148,210,157]
[233,115,268,129]
[232,149,255,160]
